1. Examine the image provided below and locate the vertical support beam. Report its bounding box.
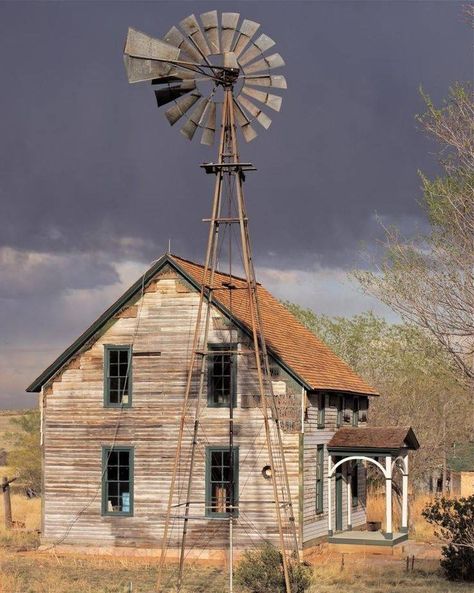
[2,477,12,529]
[401,454,409,534]
[327,455,333,536]
[347,465,352,531]
[385,455,392,539]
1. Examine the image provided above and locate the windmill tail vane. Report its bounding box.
[123,11,299,593]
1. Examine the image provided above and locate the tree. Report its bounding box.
[284,305,472,487]
[354,84,474,386]
[422,495,474,581]
[8,410,41,493]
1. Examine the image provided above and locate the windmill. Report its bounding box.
[123,11,299,593]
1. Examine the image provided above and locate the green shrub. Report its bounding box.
[422,495,474,581]
[234,543,312,593]
[8,410,41,493]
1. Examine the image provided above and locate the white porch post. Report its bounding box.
[401,454,409,533]
[347,467,352,531]
[385,455,393,539]
[327,454,333,536]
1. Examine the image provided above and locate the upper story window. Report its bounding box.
[205,446,239,517]
[336,397,343,427]
[104,345,132,407]
[207,344,236,408]
[352,396,360,427]
[317,393,325,429]
[102,446,134,516]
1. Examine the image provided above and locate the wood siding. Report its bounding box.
[42,267,301,550]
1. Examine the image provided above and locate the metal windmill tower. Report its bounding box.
[123,11,299,593]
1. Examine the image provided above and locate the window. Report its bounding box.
[336,397,343,427]
[205,447,239,517]
[102,446,133,516]
[352,396,359,427]
[351,461,359,506]
[316,445,324,514]
[104,345,132,407]
[207,344,236,407]
[317,393,325,429]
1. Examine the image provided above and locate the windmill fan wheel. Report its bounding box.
[123,11,287,145]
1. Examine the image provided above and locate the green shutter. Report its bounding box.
[316,445,324,514]
[317,393,325,429]
[352,396,359,427]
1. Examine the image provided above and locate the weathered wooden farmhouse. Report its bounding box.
[27,253,419,557]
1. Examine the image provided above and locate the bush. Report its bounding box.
[234,543,312,593]
[422,495,474,581]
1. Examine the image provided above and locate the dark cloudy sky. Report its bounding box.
[0,1,471,409]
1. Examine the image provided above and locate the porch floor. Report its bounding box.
[328,530,408,547]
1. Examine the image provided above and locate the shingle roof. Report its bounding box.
[327,427,420,451]
[27,253,378,395]
[170,254,378,395]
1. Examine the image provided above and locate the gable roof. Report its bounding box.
[27,253,378,396]
[327,426,420,452]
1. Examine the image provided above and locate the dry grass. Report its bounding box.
[366,492,437,541]
[1,494,470,592]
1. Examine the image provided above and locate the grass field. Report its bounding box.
[1,495,472,593]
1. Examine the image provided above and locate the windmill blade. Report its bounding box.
[200,11,220,54]
[163,25,203,64]
[221,13,239,53]
[181,97,211,140]
[200,100,216,145]
[237,95,272,129]
[124,27,180,62]
[165,91,202,126]
[241,86,282,112]
[155,80,197,107]
[232,19,260,57]
[245,74,288,89]
[179,14,211,58]
[150,71,196,85]
[123,54,175,83]
[243,53,285,75]
[238,33,276,66]
[233,99,258,142]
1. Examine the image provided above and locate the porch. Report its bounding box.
[326,426,420,547]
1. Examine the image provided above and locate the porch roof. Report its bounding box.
[327,426,420,455]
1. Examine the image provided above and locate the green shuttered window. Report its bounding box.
[316,444,324,514]
[102,446,134,516]
[207,344,236,408]
[317,393,325,429]
[205,447,239,518]
[104,345,132,407]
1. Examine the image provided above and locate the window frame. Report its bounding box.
[317,393,326,429]
[352,396,360,427]
[205,446,239,518]
[104,345,133,408]
[336,396,343,428]
[207,343,237,408]
[315,444,324,514]
[101,445,134,517]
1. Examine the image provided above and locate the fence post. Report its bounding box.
[2,476,13,529]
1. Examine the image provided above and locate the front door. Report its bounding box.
[335,460,343,531]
